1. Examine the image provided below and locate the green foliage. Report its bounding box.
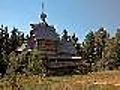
[1,24,120,77]
[7,49,45,76]
[115,29,120,62]
[71,33,82,56]
[83,31,96,71]
[83,28,111,71]
[26,49,45,75]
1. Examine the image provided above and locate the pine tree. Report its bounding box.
[71,33,82,56]
[115,28,120,68]
[0,25,9,76]
[89,27,110,71]
[10,27,19,51]
[83,31,96,71]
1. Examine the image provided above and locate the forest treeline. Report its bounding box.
[0,24,120,77]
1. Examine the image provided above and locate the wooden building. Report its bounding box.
[27,6,82,74]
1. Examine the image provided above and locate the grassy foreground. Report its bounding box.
[0,70,120,90]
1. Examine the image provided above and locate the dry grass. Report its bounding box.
[0,70,120,90]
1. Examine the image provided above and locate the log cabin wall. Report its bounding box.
[37,39,58,57]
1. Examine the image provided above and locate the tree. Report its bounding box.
[7,49,45,76]
[114,28,120,68]
[94,27,109,58]
[71,33,82,56]
[94,27,110,70]
[10,27,19,51]
[0,25,9,76]
[83,31,96,71]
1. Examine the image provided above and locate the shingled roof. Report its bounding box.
[30,23,77,56]
[57,39,77,56]
[30,23,59,41]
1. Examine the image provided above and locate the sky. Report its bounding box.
[0,0,120,42]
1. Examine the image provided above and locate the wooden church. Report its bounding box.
[27,4,82,74]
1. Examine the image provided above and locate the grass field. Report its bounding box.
[0,70,120,90]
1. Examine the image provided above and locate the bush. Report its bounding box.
[6,49,46,76]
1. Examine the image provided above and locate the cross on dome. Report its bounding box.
[40,2,47,23]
